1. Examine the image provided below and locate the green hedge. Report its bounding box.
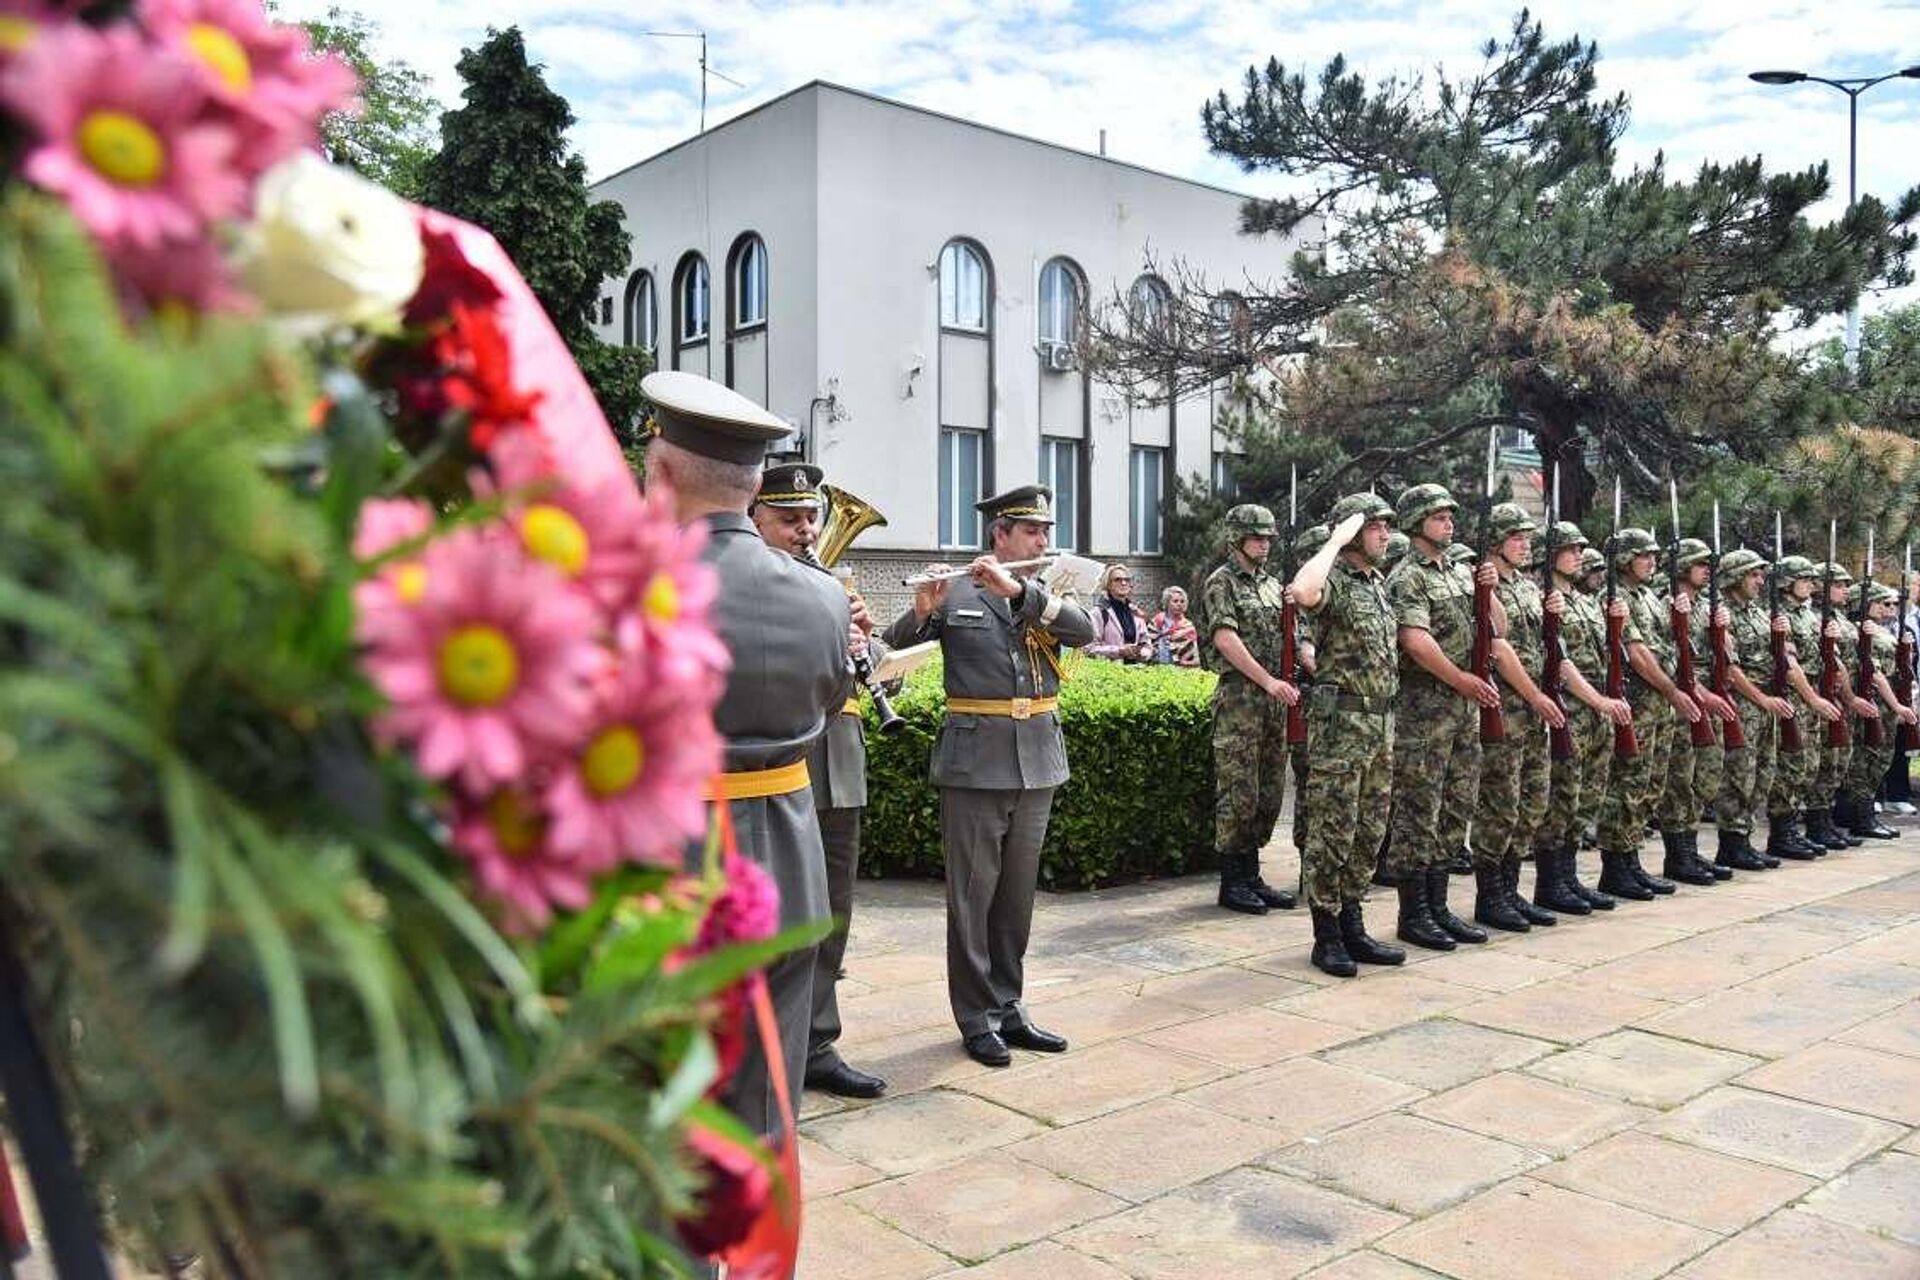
[861,657,1219,888]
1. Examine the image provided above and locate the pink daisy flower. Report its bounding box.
[359,526,600,792]
[350,498,435,645]
[146,0,357,175]
[617,484,729,686]
[106,232,251,321]
[542,658,722,872]
[481,430,652,612]
[0,1,74,63]
[449,786,593,934]
[696,852,781,952]
[0,24,247,250]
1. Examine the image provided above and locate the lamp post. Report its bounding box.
[1749,64,1920,373]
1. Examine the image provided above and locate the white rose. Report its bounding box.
[236,153,425,335]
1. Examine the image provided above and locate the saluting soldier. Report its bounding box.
[1291,495,1404,976]
[641,372,853,1139]
[1840,582,1914,838]
[883,485,1095,1068]
[1290,522,1331,857]
[748,462,890,1100]
[1201,504,1302,915]
[1385,484,1501,951]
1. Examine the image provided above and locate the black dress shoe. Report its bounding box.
[963,1031,1011,1067]
[1001,1022,1069,1053]
[805,1060,888,1099]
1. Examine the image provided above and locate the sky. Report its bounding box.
[281,0,1920,322]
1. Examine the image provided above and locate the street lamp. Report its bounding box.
[1748,64,1920,372]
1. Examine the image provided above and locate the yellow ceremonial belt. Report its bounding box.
[841,698,863,717]
[704,759,811,801]
[946,696,1059,721]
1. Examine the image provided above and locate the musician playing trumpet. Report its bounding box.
[883,484,1095,1068]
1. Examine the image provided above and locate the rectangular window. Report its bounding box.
[1131,446,1165,555]
[1211,452,1238,499]
[939,428,983,549]
[1038,437,1079,552]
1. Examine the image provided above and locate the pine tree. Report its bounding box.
[300,6,438,200]
[420,27,649,445]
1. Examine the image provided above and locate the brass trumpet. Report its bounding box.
[804,483,906,736]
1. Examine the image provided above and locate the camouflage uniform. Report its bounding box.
[1655,541,1712,831]
[1596,536,1666,855]
[1473,507,1550,870]
[1565,547,1616,844]
[1203,504,1296,912]
[1386,530,1480,875]
[1769,558,1822,823]
[1550,564,1608,844]
[1290,523,1331,853]
[1713,554,1777,837]
[1814,567,1857,805]
[1843,586,1900,809]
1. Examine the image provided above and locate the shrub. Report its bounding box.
[862,657,1219,888]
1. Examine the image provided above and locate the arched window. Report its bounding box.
[730,234,767,329]
[1037,257,1083,347]
[939,240,988,332]
[623,269,656,352]
[1129,274,1171,338]
[676,254,709,344]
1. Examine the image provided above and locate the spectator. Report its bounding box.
[1089,564,1154,662]
[1154,586,1201,667]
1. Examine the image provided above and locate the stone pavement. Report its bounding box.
[799,830,1920,1279]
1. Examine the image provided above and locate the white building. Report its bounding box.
[590,81,1313,610]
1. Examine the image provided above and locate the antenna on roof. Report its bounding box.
[641,30,746,132]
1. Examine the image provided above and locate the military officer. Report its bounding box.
[749,462,890,1100]
[883,485,1095,1068]
[1291,495,1404,976]
[1201,504,1303,915]
[1385,483,1502,951]
[642,371,853,1139]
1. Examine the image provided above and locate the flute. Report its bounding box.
[901,556,1056,586]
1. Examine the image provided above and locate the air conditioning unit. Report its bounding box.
[1043,341,1077,372]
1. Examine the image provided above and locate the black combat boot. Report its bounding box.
[1598,850,1655,900]
[1310,907,1357,977]
[1781,812,1825,857]
[1338,902,1405,966]
[1830,797,1865,846]
[1565,839,1615,909]
[1626,848,1676,895]
[1805,808,1845,851]
[1766,814,1819,862]
[1533,843,1591,915]
[1714,827,1771,872]
[1247,856,1298,910]
[1845,795,1898,840]
[1218,853,1269,915]
[1661,829,1718,885]
[1506,857,1557,925]
[1449,843,1475,875]
[1473,864,1529,931]
[1429,868,1488,943]
[1689,829,1733,879]
[1371,832,1398,887]
[1395,878,1455,951]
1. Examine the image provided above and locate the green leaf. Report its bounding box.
[647,1029,717,1130]
[156,758,213,976]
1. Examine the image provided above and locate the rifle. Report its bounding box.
[1543,464,1573,762]
[1899,543,1916,751]
[1472,427,1505,743]
[1671,480,1713,748]
[1769,512,1802,753]
[1280,462,1306,745]
[1821,520,1851,748]
[1605,477,1639,759]
[1858,526,1884,748]
[1709,501,1747,750]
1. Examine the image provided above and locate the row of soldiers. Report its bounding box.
[1202,485,1913,977]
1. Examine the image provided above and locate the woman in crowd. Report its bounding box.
[1154,585,1201,667]
[1089,564,1155,662]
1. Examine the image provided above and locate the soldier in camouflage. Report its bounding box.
[1813,564,1872,843]
[1841,582,1915,838]
[1292,496,1404,976]
[1708,550,1793,868]
[1202,504,1302,914]
[1385,483,1502,951]
[1471,503,1571,931]
[1654,538,1734,885]
[1766,557,1845,857]
[1291,523,1332,855]
[1441,529,1482,878]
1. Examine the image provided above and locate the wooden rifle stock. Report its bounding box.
[1771,626,1801,751]
[1858,623,1885,748]
[1472,568,1504,743]
[1280,596,1307,745]
[1708,612,1747,750]
[1822,629,1852,748]
[1673,601,1714,748]
[1605,607,1639,758]
[1543,605,1573,762]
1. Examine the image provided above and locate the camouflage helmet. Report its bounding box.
[1871,582,1900,607]
[1717,548,1768,584]
[1382,530,1412,568]
[1447,543,1478,566]
[1775,554,1817,582]
[1396,483,1458,532]
[1224,503,1278,539]
[1579,546,1606,577]
[1823,561,1854,585]
[1543,520,1589,550]
[1295,523,1331,558]
[1610,527,1659,563]
[1327,491,1396,526]
[1672,537,1711,570]
[1487,502,1537,541]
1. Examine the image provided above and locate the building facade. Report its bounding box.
[590,82,1313,615]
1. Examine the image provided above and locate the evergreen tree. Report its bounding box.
[419,27,649,444]
[299,6,438,199]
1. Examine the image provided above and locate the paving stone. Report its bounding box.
[1263,1112,1545,1215]
[1636,987,1876,1057]
[799,1136,885,1198]
[848,949,948,988]
[957,1038,1221,1126]
[1135,1005,1362,1069]
[1239,946,1356,986]
[930,1240,1131,1279]
[1411,949,1574,993]
[1378,1177,1715,1280]
[1835,920,1920,966]
[1496,917,1686,964]
[1299,1252,1447,1280]
[832,1021,996,1095]
[1060,1166,1405,1280]
[848,1151,1126,1262]
[838,979,962,1041]
[1009,1096,1288,1202]
[804,1089,1045,1176]
[1178,913,1317,958]
[1668,1207,1920,1279]
[1648,1085,1905,1176]
[1275,971,1483,1031]
[1017,952,1163,1003]
[1319,1018,1555,1091]
[1094,934,1242,973]
[1834,997,1920,1057]
[1136,963,1314,1011]
[1574,946,1747,1003]
[1412,1071,1648,1156]
[1526,1029,1759,1107]
[1800,1151,1920,1245]
[1530,1131,1813,1232]
[1740,952,1920,1010]
[1736,1041,1920,1123]
[1179,1055,1425,1139]
[799,1199,954,1280]
[1451,980,1669,1045]
[1020,986,1201,1047]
